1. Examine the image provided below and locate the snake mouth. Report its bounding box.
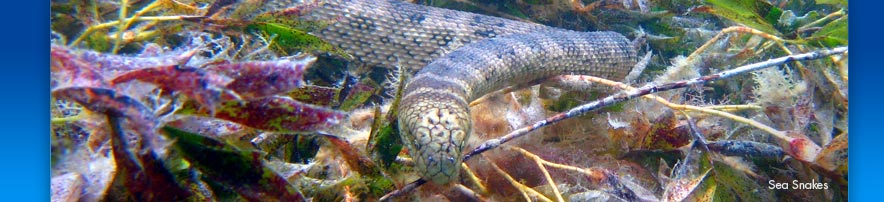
[401,118,471,185]
[398,121,469,185]
[416,143,463,185]
[404,125,468,185]
[398,89,472,185]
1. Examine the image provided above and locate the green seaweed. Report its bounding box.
[319,175,395,199]
[816,0,847,6]
[339,81,377,111]
[521,0,552,5]
[372,121,403,168]
[640,111,690,150]
[501,4,530,19]
[703,0,784,35]
[777,10,821,33]
[288,135,322,164]
[84,30,112,52]
[105,116,193,201]
[641,17,689,56]
[288,85,342,107]
[706,161,776,201]
[352,176,396,197]
[162,126,305,201]
[809,16,847,47]
[206,97,345,133]
[545,91,597,112]
[369,66,408,170]
[246,19,350,58]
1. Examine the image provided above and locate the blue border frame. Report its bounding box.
[1,1,49,201]
[848,1,880,201]
[14,0,873,201]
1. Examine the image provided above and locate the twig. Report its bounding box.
[686,26,788,63]
[377,162,488,201]
[452,184,485,202]
[107,29,163,43]
[378,179,426,202]
[462,163,489,194]
[113,0,130,53]
[508,147,644,201]
[485,156,554,202]
[835,52,848,83]
[463,46,846,161]
[70,16,188,47]
[509,147,582,173]
[560,74,788,141]
[683,114,710,148]
[112,1,165,53]
[536,159,564,202]
[508,147,564,202]
[702,104,762,111]
[51,113,85,125]
[794,47,849,109]
[797,9,846,31]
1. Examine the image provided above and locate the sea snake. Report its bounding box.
[303,0,639,185]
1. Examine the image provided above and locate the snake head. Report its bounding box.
[398,90,472,185]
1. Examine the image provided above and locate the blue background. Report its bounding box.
[847,1,880,201]
[4,0,875,200]
[1,1,49,200]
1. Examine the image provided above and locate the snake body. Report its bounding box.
[306,0,638,185]
[306,0,558,69]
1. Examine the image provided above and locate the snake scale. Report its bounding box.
[303,0,638,185]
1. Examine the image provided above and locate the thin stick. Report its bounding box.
[797,9,846,31]
[509,147,594,177]
[51,114,85,125]
[113,0,130,53]
[536,159,564,202]
[70,16,186,46]
[508,147,642,201]
[462,163,489,194]
[452,184,485,202]
[378,179,426,202]
[463,46,846,161]
[378,163,488,201]
[112,1,164,53]
[685,26,788,63]
[702,104,762,111]
[559,75,788,141]
[509,147,564,202]
[485,156,554,202]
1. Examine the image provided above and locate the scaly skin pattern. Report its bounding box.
[398,31,636,184]
[307,0,638,185]
[307,0,559,69]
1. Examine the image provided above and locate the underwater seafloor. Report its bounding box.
[50,0,848,201]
